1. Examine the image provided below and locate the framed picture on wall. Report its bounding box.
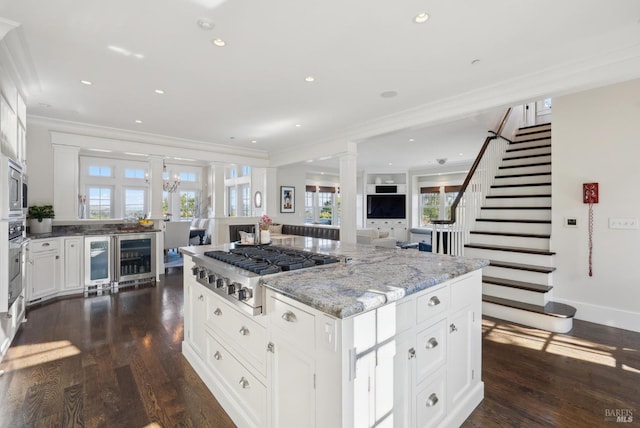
[280,186,295,213]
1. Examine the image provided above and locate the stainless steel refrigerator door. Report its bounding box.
[114,233,156,283]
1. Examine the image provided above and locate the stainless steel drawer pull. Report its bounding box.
[239,326,250,336]
[281,311,297,323]
[408,347,416,359]
[42,243,50,247]
[198,294,204,301]
[428,296,440,307]
[213,351,222,361]
[239,377,250,389]
[426,338,438,349]
[214,308,222,316]
[425,393,439,407]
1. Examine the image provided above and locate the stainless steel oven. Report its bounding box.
[2,220,27,312]
[1,154,24,220]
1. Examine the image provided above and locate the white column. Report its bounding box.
[148,157,164,219]
[210,162,227,244]
[339,144,358,244]
[53,145,79,221]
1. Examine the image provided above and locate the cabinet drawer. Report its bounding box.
[269,296,315,350]
[206,333,267,427]
[415,370,446,428]
[206,294,267,375]
[416,286,448,325]
[415,319,447,382]
[30,238,60,253]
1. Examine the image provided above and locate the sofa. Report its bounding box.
[229,223,340,243]
[356,228,397,248]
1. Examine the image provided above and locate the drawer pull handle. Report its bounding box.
[198,294,204,301]
[425,393,439,407]
[214,308,222,316]
[239,377,250,389]
[42,243,50,247]
[282,311,297,323]
[213,351,222,361]
[239,326,250,336]
[428,296,440,307]
[450,323,458,333]
[426,338,438,349]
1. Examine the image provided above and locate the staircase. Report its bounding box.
[463,123,577,333]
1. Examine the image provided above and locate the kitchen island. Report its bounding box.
[181,237,488,428]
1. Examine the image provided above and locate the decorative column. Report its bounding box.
[52,145,80,220]
[148,157,164,219]
[339,144,358,244]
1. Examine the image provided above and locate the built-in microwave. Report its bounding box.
[1,154,24,220]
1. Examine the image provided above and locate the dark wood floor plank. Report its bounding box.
[62,383,84,428]
[114,364,149,427]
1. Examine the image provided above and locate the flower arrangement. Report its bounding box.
[259,214,272,230]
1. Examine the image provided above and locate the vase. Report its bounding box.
[29,218,52,234]
[260,230,271,244]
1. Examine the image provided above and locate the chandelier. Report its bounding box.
[163,160,181,193]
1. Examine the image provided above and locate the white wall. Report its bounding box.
[552,78,640,332]
[26,122,56,205]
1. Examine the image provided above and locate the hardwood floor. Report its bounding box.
[1,269,638,427]
[0,270,236,428]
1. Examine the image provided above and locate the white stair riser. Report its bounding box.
[483,265,553,285]
[484,196,552,207]
[497,163,551,176]
[513,130,551,141]
[494,174,551,186]
[505,146,551,158]
[482,283,550,306]
[482,302,572,334]
[479,208,551,221]
[474,220,551,235]
[502,154,551,167]
[489,185,551,196]
[465,247,554,267]
[511,136,552,147]
[468,233,550,250]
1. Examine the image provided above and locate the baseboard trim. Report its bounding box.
[552,298,640,333]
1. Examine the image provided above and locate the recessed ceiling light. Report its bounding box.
[388,162,393,166]
[304,76,315,82]
[414,12,430,24]
[134,53,144,59]
[380,91,398,98]
[154,89,165,94]
[212,38,226,47]
[306,160,313,163]
[251,140,257,144]
[471,59,480,65]
[459,152,464,156]
[295,124,301,128]
[197,19,214,30]
[409,138,415,142]
[81,80,93,85]
[135,119,143,124]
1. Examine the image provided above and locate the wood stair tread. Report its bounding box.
[506,144,551,153]
[465,243,556,256]
[491,182,551,189]
[510,136,552,144]
[495,172,551,179]
[476,218,551,224]
[488,260,556,273]
[482,276,552,293]
[486,194,551,199]
[483,295,576,319]
[503,153,551,161]
[481,206,551,210]
[470,231,550,239]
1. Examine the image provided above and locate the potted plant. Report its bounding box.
[28,205,55,234]
[259,214,272,244]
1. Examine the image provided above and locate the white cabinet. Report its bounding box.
[0,289,25,361]
[366,219,408,241]
[268,296,316,428]
[184,276,207,358]
[62,237,83,293]
[27,238,60,302]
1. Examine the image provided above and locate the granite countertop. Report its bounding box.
[28,225,161,239]
[181,236,489,319]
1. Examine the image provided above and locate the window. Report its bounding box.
[124,188,146,218]
[180,191,197,220]
[88,166,112,177]
[228,187,237,217]
[420,185,461,225]
[124,168,145,179]
[88,186,112,219]
[179,172,196,182]
[240,184,251,217]
[241,165,251,176]
[305,185,339,225]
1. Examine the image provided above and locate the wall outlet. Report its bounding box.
[609,218,639,230]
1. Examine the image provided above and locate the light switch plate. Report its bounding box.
[609,218,639,229]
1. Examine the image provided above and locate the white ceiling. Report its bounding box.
[1,0,640,172]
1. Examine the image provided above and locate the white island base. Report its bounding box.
[182,253,483,428]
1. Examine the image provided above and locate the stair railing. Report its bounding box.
[430,108,517,256]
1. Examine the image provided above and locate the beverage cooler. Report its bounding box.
[84,233,156,295]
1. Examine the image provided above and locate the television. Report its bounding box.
[366,194,406,219]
